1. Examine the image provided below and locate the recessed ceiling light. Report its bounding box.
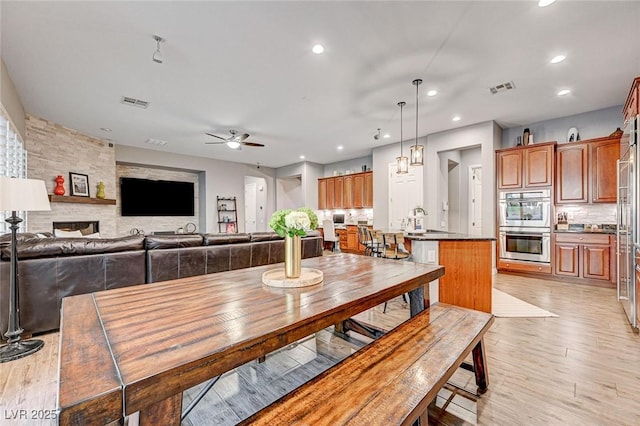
[427,90,437,97]
[300,155,305,159]
[452,116,461,122]
[550,55,566,64]
[538,0,556,7]
[100,127,112,132]
[337,145,343,150]
[312,44,324,54]
[383,134,390,139]
[557,89,571,96]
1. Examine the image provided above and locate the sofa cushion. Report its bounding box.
[250,232,283,242]
[144,234,204,250]
[203,233,251,245]
[1,235,145,260]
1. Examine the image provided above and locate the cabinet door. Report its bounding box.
[524,144,553,187]
[334,177,344,209]
[583,244,610,281]
[554,243,580,277]
[624,79,639,122]
[326,178,335,209]
[364,172,373,207]
[346,229,358,251]
[556,144,588,204]
[497,151,522,189]
[591,138,620,203]
[353,174,364,208]
[343,176,354,209]
[318,179,327,210]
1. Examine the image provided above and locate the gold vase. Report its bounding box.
[284,235,302,278]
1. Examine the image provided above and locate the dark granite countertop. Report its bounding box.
[404,231,495,241]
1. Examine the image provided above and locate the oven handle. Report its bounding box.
[501,232,550,237]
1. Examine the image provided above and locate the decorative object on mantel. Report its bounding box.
[54,175,65,195]
[567,127,580,142]
[96,181,106,199]
[410,78,424,166]
[523,128,531,146]
[0,177,51,363]
[69,172,89,197]
[396,101,408,174]
[610,127,623,138]
[265,207,321,284]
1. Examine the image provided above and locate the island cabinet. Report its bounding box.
[317,171,373,210]
[496,142,555,190]
[555,136,620,204]
[553,233,615,286]
[328,225,366,254]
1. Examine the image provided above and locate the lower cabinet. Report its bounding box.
[554,233,614,284]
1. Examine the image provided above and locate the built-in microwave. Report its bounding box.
[499,227,551,263]
[498,189,551,228]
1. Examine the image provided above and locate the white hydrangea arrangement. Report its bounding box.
[269,207,318,237]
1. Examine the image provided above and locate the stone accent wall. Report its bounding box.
[24,115,117,236]
[116,164,199,236]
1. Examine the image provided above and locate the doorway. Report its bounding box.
[468,165,482,235]
[245,176,267,233]
[388,162,423,229]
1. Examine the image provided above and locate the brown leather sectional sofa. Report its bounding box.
[0,232,323,336]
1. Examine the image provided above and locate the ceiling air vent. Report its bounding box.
[489,81,515,95]
[121,96,150,109]
[145,138,167,146]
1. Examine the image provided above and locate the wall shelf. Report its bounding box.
[48,194,116,205]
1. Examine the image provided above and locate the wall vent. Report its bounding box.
[489,81,515,94]
[121,96,150,109]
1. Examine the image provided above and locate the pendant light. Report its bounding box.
[396,101,408,174]
[410,79,424,166]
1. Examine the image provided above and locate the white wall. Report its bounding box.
[502,105,622,148]
[459,147,482,233]
[424,121,501,236]
[276,161,323,210]
[115,145,276,233]
[277,176,303,210]
[323,155,372,177]
[0,57,25,140]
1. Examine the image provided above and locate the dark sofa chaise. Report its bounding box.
[0,232,322,336]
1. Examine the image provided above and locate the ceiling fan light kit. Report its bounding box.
[410,78,424,166]
[205,129,265,150]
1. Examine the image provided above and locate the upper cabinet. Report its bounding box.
[623,77,639,123]
[556,136,620,204]
[496,142,555,190]
[318,171,373,209]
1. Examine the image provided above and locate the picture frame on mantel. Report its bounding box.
[69,172,90,197]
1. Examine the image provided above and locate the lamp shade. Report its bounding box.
[0,177,51,212]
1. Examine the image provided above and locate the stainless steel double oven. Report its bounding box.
[498,189,551,263]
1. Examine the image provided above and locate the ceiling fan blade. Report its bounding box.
[241,142,265,147]
[205,141,226,145]
[205,132,229,141]
[238,133,250,142]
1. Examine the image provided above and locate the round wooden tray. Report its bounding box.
[262,267,324,288]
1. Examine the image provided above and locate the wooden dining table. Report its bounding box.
[57,253,444,425]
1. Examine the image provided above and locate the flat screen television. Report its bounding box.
[120,177,194,216]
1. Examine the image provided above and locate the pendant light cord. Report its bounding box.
[413,79,422,148]
[398,101,405,155]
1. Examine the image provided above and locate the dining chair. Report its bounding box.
[382,232,411,313]
[358,226,380,256]
[322,219,339,252]
[366,229,384,257]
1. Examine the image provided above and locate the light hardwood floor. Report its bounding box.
[1,273,639,425]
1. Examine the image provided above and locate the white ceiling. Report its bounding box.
[2,1,639,168]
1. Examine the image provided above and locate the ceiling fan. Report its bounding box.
[205,129,264,149]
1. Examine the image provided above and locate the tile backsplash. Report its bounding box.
[555,204,616,225]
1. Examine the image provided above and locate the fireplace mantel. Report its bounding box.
[48,194,116,205]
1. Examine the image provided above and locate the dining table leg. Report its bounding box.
[138,392,182,426]
[408,286,425,317]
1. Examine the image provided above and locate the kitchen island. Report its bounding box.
[404,231,496,313]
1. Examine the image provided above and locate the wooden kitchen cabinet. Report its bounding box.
[556,143,589,204]
[553,233,614,285]
[556,136,621,204]
[317,171,373,210]
[318,178,327,210]
[624,77,639,122]
[496,142,554,190]
[591,137,620,203]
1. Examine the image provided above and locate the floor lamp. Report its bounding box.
[0,176,51,363]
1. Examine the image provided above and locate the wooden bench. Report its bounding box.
[240,303,494,425]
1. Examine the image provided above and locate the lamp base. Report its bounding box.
[0,339,44,363]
